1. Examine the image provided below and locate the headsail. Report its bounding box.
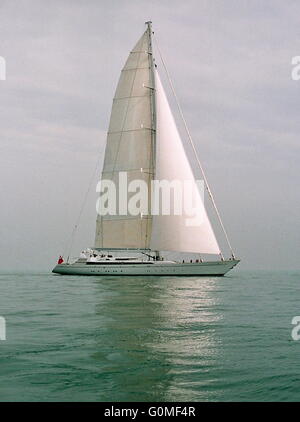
[150,70,221,255]
[95,26,155,249]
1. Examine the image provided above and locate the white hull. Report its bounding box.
[52,259,239,277]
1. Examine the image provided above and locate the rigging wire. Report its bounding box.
[63,145,105,262]
[153,33,236,259]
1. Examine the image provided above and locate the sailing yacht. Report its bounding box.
[52,22,240,276]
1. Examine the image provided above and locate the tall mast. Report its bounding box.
[145,21,156,170]
[145,21,158,258]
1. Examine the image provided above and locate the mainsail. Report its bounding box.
[95,27,155,249]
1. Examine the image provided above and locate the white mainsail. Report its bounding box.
[149,71,221,255]
[95,28,155,249]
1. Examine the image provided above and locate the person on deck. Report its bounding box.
[58,256,64,264]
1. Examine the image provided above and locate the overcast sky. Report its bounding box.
[0,0,299,271]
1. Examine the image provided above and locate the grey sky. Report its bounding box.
[0,0,299,271]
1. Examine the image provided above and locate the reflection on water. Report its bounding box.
[1,271,299,401]
[92,276,222,401]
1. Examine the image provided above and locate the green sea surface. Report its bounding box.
[0,270,299,401]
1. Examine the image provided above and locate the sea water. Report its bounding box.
[0,270,299,401]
